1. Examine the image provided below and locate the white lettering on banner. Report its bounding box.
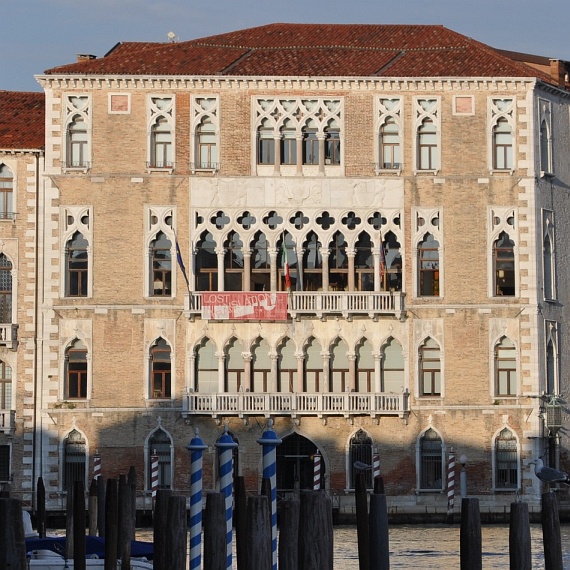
[201,292,288,321]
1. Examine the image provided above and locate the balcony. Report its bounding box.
[0,324,17,350]
[182,391,409,421]
[0,410,15,434]
[185,291,405,320]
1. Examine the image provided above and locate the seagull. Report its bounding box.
[529,458,570,485]
[354,461,372,471]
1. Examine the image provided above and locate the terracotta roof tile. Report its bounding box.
[43,23,559,85]
[0,91,44,150]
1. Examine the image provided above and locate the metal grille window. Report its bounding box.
[0,445,9,481]
[0,165,13,220]
[0,254,12,323]
[0,360,12,409]
[420,428,443,490]
[349,429,373,489]
[150,232,172,296]
[149,428,172,489]
[63,430,86,489]
[495,428,518,488]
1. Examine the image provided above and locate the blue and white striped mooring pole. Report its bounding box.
[257,419,282,570]
[216,425,238,570]
[187,428,208,570]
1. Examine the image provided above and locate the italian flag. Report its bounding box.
[282,241,291,291]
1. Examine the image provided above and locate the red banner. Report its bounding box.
[201,292,288,321]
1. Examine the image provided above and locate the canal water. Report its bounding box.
[135,524,570,568]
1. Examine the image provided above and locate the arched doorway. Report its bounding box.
[276,432,324,492]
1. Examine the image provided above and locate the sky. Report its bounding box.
[4,0,570,92]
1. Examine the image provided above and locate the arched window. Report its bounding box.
[349,429,373,489]
[324,120,340,165]
[224,231,244,291]
[65,339,87,399]
[493,232,515,296]
[540,120,551,173]
[63,429,86,489]
[148,428,172,489]
[417,118,438,170]
[0,254,12,323]
[280,120,297,165]
[303,232,322,291]
[196,232,218,291]
[419,338,441,397]
[150,338,171,399]
[277,338,296,392]
[251,232,270,291]
[278,232,300,291]
[495,337,517,396]
[304,337,323,392]
[150,232,172,296]
[492,117,512,170]
[380,116,401,169]
[0,360,12,409]
[543,233,554,300]
[356,339,374,392]
[494,428,518,489]
[329,232,348,291]
[225,338,244,392]
[196,117,218,169]
[355,233,374,292]
[67,116,88,168]
[330,339,349,393]
[0,165,13,220]
[302,120,319,165]
[257,119,274,165]
[150,117,173,168]
[383,232,402,292]
[381,338,404,393]
[419,428,443,490]
[252,338,271,392]
[196,338,217,393]
[418,233,439,297]
[545,322,558,395]
[66,232,88,297]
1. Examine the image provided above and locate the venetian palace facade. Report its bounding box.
[2,24,570,516]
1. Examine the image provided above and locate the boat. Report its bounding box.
[27,550,153,569]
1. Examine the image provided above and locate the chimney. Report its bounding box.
[549,59,565,87]
[77,54,97,63]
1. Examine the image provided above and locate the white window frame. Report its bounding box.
[413,97,440,174]
[375,97,403,173]
[545,320,559,395]
[491,426,520,492]
[147,95,175,172]
[63,94,92,172]
[412,208,443,298]
[488,97,515,173]
[191,96,220,173]
[542,209,556,301]
[144,426,175,492]
[415,426,446,492]
[488,207,518,298]
[538,98,553,176]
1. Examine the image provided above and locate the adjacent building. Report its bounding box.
[4,24,570,516]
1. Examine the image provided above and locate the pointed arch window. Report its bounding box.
[494,428,518,489]
[304,337,323,392]
[419,338,441,397]
[543,229,555,301]
[380,116,401,169]
[382,338,404,393]
[329,232,348,291]
[150,117,173,169]
[67,115,88,168]
[65,339,87,399]
[540,120,551,173]
[224,231,244,291]
[0,254,12,324]
[252,338,271,392]
[278,338,296,392]
[493,232,515,296]
[150,232,172,296]
[419,428,443,490]
[330,339,349,393]
[356,339,374,392]
[492,117,512,170]
[383,232,402,292]
[279,232,300,291]
[349,429,373,489]
[197,117,218,170]
[251,232,270,291]
[63,430,86,489]
[302,121,319,165]
[545,321,558,395]
[225,338,244,392]
[417,118,438,171]
[495,337,517,396]
[66,232,88,297]
[280,120,297,165]
[0,360,12,409]
[257,119,275,165]
[324,120,340,165]
[0,165,13,220]
[355,233,374,292]
[196,338,218,393]
[418,233,439,297]
[196,232,218,291]
[303,232,322,291]
[148,428,172,489]
[150,338,171,399]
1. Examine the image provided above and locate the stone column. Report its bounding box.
[347,249,356,292]
[216,351,226,392]
[374,352,382,393]
[188,352,196,392]
[270,353,278,392]
[269,247,278,292]
[321,248,330,291]
[296,135,303,175]
[296,353,305,392]
[318,133,326,174]
[321,352,331,393]
[242,352,252,392]
[297,247,305,291]
[274,133,281,175]
[243,249,252,292]
[348,353,356,392]
[373,250,381,292]
[216,247,225,291]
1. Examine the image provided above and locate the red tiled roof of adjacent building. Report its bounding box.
[0,91,45,150]
[43,23,558,85]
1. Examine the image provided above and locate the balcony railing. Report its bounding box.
[0,324,17,350]
[182,391,409,420]
[0,410,15,433]
[185,291,405,320]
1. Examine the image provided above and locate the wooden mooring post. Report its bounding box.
[235,475,248,570]
[460,497,482,570]
[0,497,27,569]
[509,501,531,570]
[278,497,300,570]
[166,495,187,570]
[104,478,118,570]
[355,471,370,570]
[298,490,333,570]
[542,492,563,570]
[88,478,98,536]
[153,488,172,570]
[73,479,87,570]
[204,491,226,570]
[246,495,271,570]
[369,493,390,570]
[36,475,46,538]
[97,475,106,537]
